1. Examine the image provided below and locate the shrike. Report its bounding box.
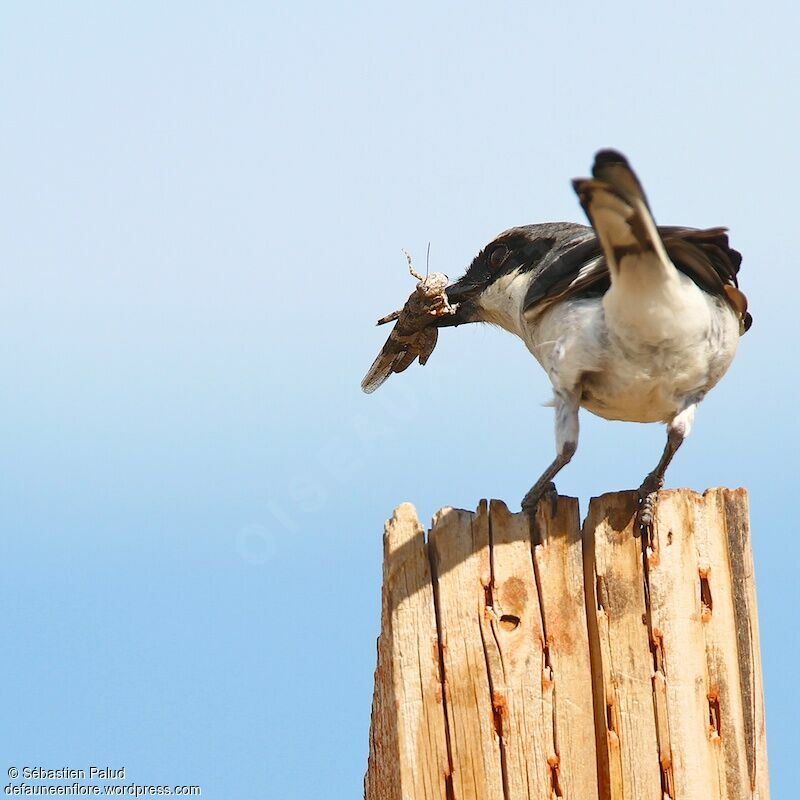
[437,150,751,526]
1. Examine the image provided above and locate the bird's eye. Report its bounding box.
[489,246,508,270]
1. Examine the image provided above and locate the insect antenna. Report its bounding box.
[425,241,431,280]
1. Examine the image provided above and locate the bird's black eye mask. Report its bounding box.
[463,235,557,287]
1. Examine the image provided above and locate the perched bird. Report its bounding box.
[436,150,751,527]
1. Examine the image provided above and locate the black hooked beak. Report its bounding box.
[444,276,483,304]
[435,276,484,327]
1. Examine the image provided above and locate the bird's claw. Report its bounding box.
[638,491,657,533]
[637,473,663,534]
[521,481,559,517]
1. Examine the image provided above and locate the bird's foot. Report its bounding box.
[521,481,559,517]
[637,473,664,533]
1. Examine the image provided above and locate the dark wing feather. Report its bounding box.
[523,225,751,333]
[522,231,606,309]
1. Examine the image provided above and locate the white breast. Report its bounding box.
[519,277,740,424]
[473,262,740,423]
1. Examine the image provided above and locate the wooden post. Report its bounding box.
[364,489,769,800]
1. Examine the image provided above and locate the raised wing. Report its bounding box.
[523,153,751,333]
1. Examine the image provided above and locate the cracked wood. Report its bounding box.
[365,490,768,800]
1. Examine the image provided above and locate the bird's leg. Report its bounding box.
[521,391,579,515]
[638,403,696,530]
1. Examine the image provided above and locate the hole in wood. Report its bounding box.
[708,693,722,737]
[491,691,506,737]
[595,574,606,611]
[606,701,616,733]
[483,582,493,609]
[499,614,520,631]
[700,571,713,620]
[548,756,564,798]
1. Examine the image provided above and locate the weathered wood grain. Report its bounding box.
[646,489,723,800]
[365,491,768,800]
[583,492,663,800]
[364,503,450,800]
[427,502,505,799]
[478,499,553,798]
[533,497,599,800]
[692,489,769,800]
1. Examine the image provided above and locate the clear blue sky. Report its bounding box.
[1,2,797,798]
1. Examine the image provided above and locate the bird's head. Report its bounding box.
[440,225,568,326]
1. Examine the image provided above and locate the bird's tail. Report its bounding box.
[572,149,671,275]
